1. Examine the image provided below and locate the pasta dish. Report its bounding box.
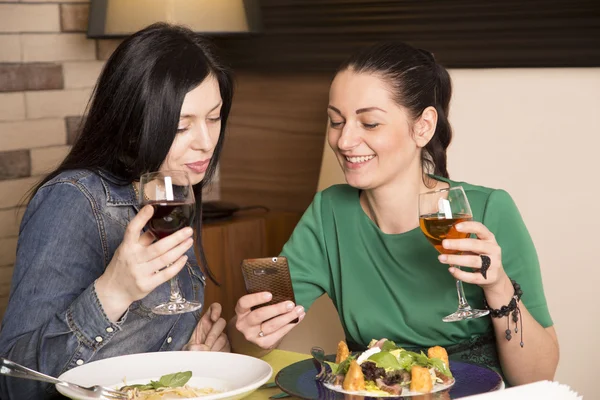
[120,371,220,399]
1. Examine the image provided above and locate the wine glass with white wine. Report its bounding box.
[419,186,489,322]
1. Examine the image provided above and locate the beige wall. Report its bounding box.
[304,68,599,398]
[449,68,598,398]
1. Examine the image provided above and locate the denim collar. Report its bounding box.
[97,169,137,208]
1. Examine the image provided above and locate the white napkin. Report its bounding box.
[461,380,583,399]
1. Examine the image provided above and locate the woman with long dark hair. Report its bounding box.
[0,23,233,399]
[231,42,559,387]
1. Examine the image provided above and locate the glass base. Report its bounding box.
[152,300,202,315]
[443,306,489,322]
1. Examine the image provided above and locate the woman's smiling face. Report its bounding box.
[160,74,222,185]
[327,69,426,190]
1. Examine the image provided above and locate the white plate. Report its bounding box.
[57,351,272,400]
[323,377,455,397]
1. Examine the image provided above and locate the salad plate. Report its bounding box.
[276,340,502,400]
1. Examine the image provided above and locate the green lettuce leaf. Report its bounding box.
[368,351,401,370]
[324,361,339,375]
[429,357,453,378]
[158,371,192,388]
[119,383,154,391]
[398,351,453,378]
[380,340,398,352]
[397,351,415,371]
[120,371,192,391]
[337,355,356,375]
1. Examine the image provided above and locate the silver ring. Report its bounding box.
[258,330,265,338]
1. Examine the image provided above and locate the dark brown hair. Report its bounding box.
[29,23,234,285]
[338,42,452,179]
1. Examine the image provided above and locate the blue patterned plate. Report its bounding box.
[275,357,502,400]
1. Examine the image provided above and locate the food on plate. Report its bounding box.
[336,340,350,363]
[342,360,365,391]
[119,371,219,399]
[427,346,449,368]
[325,339,453,396]
[409,365,432,393]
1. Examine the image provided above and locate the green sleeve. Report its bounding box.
[482,189,553,327]
[280,191,331,310]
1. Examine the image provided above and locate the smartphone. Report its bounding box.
[240,256,299,324]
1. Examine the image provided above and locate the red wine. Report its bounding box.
[145,202,195,239]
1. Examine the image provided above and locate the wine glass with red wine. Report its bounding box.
[139,170,200,315]
[419,186,489,322]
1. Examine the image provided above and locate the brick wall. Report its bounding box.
[0,1,218,318]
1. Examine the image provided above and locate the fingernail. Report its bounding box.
[264,292,273,300]
[448,267,455,273]
[455,223,463,231]
[442,240,450,248]
[296,306,304,314]
[183,227,193,235]
[299,312,306,320]
[438,254,447,262]
[286,302,295,310]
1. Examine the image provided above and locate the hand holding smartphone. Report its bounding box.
[240,256,299,323]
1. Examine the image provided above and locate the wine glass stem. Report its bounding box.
[168,276,185,303]
[453,266,472,311]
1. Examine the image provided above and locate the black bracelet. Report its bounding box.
[483,279,524,348]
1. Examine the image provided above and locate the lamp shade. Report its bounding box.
[88,0,261,38]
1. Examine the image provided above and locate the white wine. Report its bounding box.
[419,213,472,254]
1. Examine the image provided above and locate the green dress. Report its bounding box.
[281,177,552,378]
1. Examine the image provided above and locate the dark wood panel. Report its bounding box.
[201,216,267,322]
[264,211,303,256]
[220,72,330,213]
[200,212,301,322]
[212,0,600,71]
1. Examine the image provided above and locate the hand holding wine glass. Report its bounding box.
[139,170,200,315]
[419,186,489,322]
[94,204,194,323]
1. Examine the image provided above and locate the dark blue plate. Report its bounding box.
[275,357,502,400]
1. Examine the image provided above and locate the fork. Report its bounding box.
[310,346,338,385]
[0,358,128,399]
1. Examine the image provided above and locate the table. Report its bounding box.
[245,349,311,400]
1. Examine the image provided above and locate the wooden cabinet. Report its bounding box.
[199,211,301,322]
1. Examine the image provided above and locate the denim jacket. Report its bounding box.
[0,169,206,399]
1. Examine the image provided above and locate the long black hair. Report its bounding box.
[337,42,452,179]
[31,22,234,284]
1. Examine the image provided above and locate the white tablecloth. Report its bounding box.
[462,380,582,399]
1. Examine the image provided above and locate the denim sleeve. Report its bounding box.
[0,182,125,399]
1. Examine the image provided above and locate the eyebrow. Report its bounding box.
[327,105,342,115]
[180,102,222,119]
[356,107,387,114]
[327,105,387,115]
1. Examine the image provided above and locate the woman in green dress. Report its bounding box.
[228,42,559,386]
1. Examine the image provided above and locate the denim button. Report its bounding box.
[167,337,172,344]
[76,359,84,366]
[95,336,103,343]
[106,327,114,333]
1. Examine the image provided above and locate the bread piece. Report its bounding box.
[336,340,350,363]
[427,345,449,368]
[342,360,365,391]
[410,366,433,393]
